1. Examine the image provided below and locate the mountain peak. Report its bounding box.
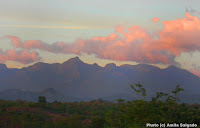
[137,64,160,69]
[104,63,117,70]
[0,64,7,70]
[63,56,83,64]
[167,65,180,70]
[26,62,48,70]
[105,63,116,67]
[71,56,81,61]
[60,56,85,70]
[93,63,99,67]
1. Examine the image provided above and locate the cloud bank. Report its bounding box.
[0,49,40,64]
[4,13,200,65]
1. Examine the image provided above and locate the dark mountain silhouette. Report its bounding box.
[0,64,7,71]
[0,56,200,103]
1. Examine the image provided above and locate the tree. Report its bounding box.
[130,82,146,100]
[38,96,46,104]
[105,83,188,127]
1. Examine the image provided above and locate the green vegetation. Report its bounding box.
[38,96,47,104]
[106,83,200,128]
[0,84,200,128]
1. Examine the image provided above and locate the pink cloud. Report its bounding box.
[6,13,200,65]
[152,17,160,23]
[7,28,173,64]
[7,35,77,54]
[159,13,200,55]
[190,70,200,77]
[0,49,40,64]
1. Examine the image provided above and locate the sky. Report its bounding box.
[0,0,200,77]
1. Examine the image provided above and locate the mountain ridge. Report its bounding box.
[1,57,197,76]
[1,57,198,77]
[0,56,199,103]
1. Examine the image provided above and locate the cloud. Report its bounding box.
[0,49,40,64]
[6,13,200,65]
[190,70,200,77]
[7,35,77,54]
[152,17,160,23]
[7,28,175,64]
[159,12,200,55]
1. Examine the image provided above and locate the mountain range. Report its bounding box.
[0,57,200,103]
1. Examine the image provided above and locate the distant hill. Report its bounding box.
[0,88,86,102]
[0,57,200,103]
